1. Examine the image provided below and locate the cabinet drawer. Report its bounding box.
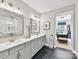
[0,50,8,58]
[9,44,25,54]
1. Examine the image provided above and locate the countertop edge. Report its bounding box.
[0,33,45,52]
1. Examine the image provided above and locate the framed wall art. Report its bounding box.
[32,23,37,30]
[43,22,50,30]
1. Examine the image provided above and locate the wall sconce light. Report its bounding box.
[31,16,39,21]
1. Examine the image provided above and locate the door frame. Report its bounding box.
[54,11,73,50]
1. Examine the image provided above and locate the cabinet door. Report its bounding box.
[19,48,25,59]
[41,36,45,47]
[38,37,45,50]
[31,39,38,58]
[41,38,45,47]
[0,50,8,59]
[25,42,31,59]
[38,39,42,50]
[4,52,18,59]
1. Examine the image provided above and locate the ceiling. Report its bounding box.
[22,0,76,13]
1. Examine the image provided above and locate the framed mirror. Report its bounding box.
[30,16,40,35]
[0,15,24,38]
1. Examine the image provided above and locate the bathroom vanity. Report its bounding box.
[0,34,46,59]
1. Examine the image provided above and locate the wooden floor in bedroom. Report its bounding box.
[57,40,69,49]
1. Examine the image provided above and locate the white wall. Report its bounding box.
[40,11,56,47]
[40,4,78,54]
[74,1,78,55]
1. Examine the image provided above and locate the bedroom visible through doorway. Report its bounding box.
[55,12,73,50]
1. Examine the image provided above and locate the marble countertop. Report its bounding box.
[0,33,45,52]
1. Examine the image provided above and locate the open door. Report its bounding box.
[55,11,73,50]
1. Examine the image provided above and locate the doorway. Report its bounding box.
[55,11,73,50]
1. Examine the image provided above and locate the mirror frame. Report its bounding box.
[0,14,24,38]
[30,18,40,35]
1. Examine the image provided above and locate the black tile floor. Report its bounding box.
[32,46,77,59]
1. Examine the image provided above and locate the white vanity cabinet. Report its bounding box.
[18,48,26,59]
[38,36,45,52]
[3,44,25,59]
[0,34,46,59]
[3,49,25,59]
[24,42,31,59]
[3,52,18,59]
[31,36,45,58]
[4,49,26,59]
[3,42,31,59]
[0,50,8,59]
[31,39,38,57]
[38,38,44,50]
[40,36,46,48]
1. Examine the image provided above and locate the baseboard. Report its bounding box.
[71,49,78,57]
[45,44,49,47]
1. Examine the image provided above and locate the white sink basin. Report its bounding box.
[6,38,26,45]
[6,40,22,45]
[0,39,23,46]
[0,38,26,51]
